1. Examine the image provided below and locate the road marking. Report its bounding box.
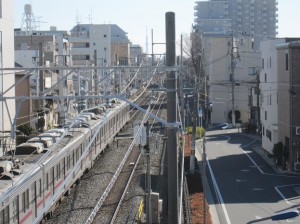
[242,148,265,174]
[207,158,232,224]
[275,184,300,205]
[240,169,250,172]
[236,179,247,182]
[252,188,264,191]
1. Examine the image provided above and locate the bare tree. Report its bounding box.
[182,31,202,76]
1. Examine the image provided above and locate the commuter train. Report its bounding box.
[0,99,130,224]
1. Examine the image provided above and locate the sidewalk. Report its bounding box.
[195,139,220,224]
[240,133,290,175]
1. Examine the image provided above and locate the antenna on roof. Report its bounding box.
[146,27,149,55]
[75,11,82,24]
[85,9,93,24]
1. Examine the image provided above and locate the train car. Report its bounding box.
[0,100,130,224]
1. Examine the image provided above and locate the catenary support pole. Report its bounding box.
[145,122,152,224]
[180,34,185,129]
[165,12,179,224]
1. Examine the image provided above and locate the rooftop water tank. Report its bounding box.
[24,4,32,14]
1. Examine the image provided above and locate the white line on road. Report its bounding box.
[207,158,232,224]
[275,184,300,205]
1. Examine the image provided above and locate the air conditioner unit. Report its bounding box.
[294,162,300,172]
[296,127,300,135]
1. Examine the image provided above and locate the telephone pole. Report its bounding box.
[230,32,236,127]
[256,68,260,133]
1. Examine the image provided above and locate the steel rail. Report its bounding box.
[110,152,142,224]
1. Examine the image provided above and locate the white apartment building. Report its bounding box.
[202,34,260,125]
[260,39,284,154]
[0,0,16,148]
[69,24,130,97]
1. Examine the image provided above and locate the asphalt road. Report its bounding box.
[205,129,300,224]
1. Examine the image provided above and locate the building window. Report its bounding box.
[72,42,90,48]
[266,129,272,141]
[248,67,257,76]
[270,57,271,68]
[104,34,107,38]
[72,55,90,60]
[262,58,264,69]
[285,53,289,71]
[265,73,267,82]
[265,111,267,120]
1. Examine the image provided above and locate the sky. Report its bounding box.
[13,0,300,54]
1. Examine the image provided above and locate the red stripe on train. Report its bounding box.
[20,210,32,224]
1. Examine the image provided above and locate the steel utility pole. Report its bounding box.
[230,32,236,127]
[144,122,152,224]
[165,12,178,224]
[180,34,185,129]
[202,136,207,224]
[256,69,260,133]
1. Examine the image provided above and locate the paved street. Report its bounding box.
[204,129,300,224]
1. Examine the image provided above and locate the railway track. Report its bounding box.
[91,146,142,223]
[107,92,167,223]
[88,91,166,223]
[45,91,166,224]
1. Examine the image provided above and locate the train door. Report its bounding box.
[13,196,19,224]
[31,182,37,218]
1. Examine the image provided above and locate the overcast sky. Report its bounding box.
[13,0,300,54]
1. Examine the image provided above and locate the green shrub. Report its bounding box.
[185,126,205,139]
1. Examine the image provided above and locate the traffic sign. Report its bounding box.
[198,108,203,117]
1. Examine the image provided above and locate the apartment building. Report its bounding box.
[194,0,278,50]
[202,33,260,125]
[69,24,130,96]
[69,24,130,66]
[277,41,300,171]
[260,38,300,155]
[0,0,16,152]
